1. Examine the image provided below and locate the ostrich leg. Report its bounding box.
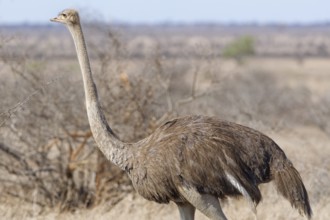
[176,202,196,220]
[178,186,227,220]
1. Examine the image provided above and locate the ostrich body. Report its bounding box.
[51,9,312,220]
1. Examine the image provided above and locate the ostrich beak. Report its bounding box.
[50,17,59,22]
[50,14,65,23]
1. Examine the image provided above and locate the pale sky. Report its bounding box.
[0,0,330,24]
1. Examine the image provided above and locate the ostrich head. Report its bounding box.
[50,9,80,25]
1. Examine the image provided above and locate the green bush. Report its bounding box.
[223,36,255,60]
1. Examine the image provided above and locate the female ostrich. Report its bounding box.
[51,9,312,220]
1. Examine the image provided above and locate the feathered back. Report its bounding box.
[130,115,279,204]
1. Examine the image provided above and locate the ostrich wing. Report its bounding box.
[130,115,277,205]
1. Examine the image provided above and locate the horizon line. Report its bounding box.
[2,20,330,27]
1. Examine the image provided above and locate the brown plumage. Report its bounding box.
[51,9,312,220]
[130,116,311,215]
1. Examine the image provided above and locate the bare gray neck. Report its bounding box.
[66,23,132,171]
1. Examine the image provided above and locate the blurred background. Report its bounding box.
[0,1,329,219]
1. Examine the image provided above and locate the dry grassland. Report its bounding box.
[0,25,329,219]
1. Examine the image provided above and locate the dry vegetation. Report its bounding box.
[0,23,330,219]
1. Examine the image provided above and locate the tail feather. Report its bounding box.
[273,161,312,219]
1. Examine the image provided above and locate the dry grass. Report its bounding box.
[0,24,330,219]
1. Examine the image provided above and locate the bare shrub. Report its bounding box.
[0,25,207,214]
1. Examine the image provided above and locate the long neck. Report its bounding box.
[67,23,132,171]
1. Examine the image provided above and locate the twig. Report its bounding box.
[0,75,65,127]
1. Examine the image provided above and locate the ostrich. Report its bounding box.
[50,9,312,220]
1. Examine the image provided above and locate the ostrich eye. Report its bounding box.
[62,13,67,18]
